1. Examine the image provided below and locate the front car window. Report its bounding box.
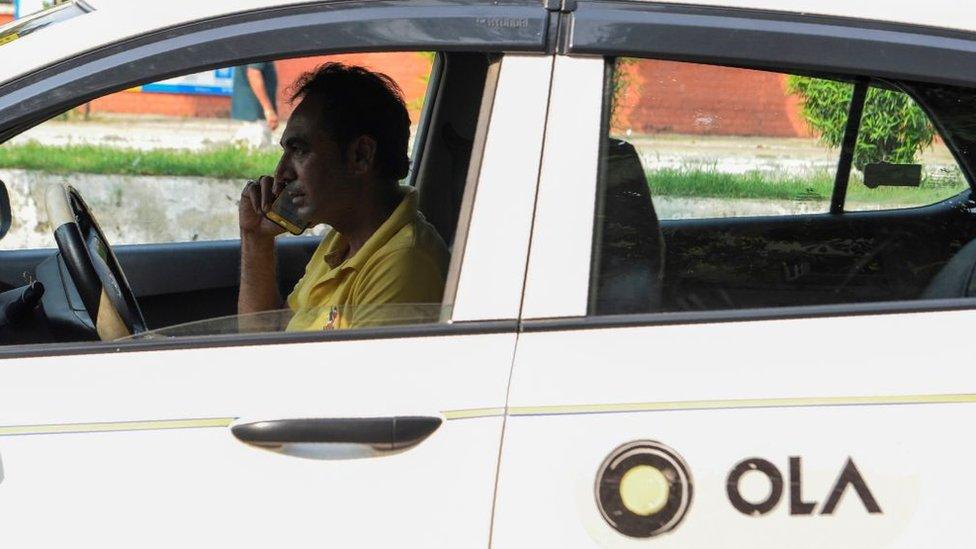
[1,53,436,249]
[0,51,496,345]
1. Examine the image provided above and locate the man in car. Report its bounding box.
[237,63,449,330]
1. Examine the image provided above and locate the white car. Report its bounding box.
[2,0,976,546]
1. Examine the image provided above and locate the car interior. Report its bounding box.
[590,71,976,316]
[0,51,495,345]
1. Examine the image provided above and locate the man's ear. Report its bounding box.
[347,135,377,176]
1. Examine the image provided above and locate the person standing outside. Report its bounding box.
[231,62,279,148]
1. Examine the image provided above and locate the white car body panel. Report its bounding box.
[3,0,976,546]
[521,55,603,320]
[494,310,976,546]
[0,328,513,546]
[494,47,976,545]
[452,54,553,322]
[0,0,322,85]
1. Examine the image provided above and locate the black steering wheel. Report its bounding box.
[45,184,146,340]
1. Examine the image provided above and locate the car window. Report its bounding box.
[0,52,435,250]
[606,59,972,221]
[608,59,847,220]
[841,84,968,212]
[590,57,976,317]
[0,50,498,346]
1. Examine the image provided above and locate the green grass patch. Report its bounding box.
[0,141,280,179]
[646,167,968,206]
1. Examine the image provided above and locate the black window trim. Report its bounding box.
[563,0,976,89]
[526,297,976,334]
[0,319,519,359]
[0,0,550,144]
[406,51,445,187]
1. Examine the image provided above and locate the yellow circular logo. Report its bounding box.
[595,441,693,538]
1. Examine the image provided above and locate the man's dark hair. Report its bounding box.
[290,63,411,182]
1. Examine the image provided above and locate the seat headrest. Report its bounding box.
[592,138,665,315]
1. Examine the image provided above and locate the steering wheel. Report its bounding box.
[45,184,147,340]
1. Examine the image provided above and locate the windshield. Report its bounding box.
[120,304,451,340]
[0,1,92,48]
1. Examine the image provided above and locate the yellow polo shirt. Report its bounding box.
[285,187,449,331]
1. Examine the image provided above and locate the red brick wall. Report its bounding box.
[90,91,231,118]
[614,60,813,138]
[88,52,434,124]
[76,52,814,139]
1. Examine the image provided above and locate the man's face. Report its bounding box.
[273,97,358,227]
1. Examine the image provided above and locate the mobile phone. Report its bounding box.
[264,181,308,235]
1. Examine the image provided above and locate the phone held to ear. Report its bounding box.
[265,181,308,235]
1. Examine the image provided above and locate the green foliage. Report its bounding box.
[406,52,437,114]
[611,58,638,129]
[786,77,935,171]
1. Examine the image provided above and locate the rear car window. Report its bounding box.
[589,57,976,317]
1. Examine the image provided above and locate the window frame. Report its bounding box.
[584,55,976,324]
[0,0,552,357]
[517,2,976,329]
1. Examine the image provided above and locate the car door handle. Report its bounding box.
[231,416,442,456]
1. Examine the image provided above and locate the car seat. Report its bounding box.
[591,138,665,315]
[920,238,976,298]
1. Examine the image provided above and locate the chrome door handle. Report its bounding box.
[231,416,442,452]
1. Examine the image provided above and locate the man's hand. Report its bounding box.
[239,176,285,316]
[239,176,286,239]
[264,109,279,131]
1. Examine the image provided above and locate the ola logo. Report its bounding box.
[596,441,693,538]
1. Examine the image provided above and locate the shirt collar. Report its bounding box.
[322,186,417,271]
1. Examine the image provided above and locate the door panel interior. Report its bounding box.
[0,236,319,330]
[658,191,976,312]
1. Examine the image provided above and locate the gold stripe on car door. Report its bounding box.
[506,393,976,417]
[0,417,235,437]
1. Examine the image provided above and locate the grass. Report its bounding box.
[0,141,968,206]
[0,141,279,179]
[645,167,968,206]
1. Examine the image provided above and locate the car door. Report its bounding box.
[0,2,554,547]
[492,3,976,547]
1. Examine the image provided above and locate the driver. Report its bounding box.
[237,63,449,330]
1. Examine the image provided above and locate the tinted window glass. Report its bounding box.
[843,85,968,211]
[609,59,848,220]
[590,58,976,317]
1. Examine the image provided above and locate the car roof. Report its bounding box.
[2,0,976,87]
[0,0,324,86]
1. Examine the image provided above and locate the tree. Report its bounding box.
[786,77,935,171]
